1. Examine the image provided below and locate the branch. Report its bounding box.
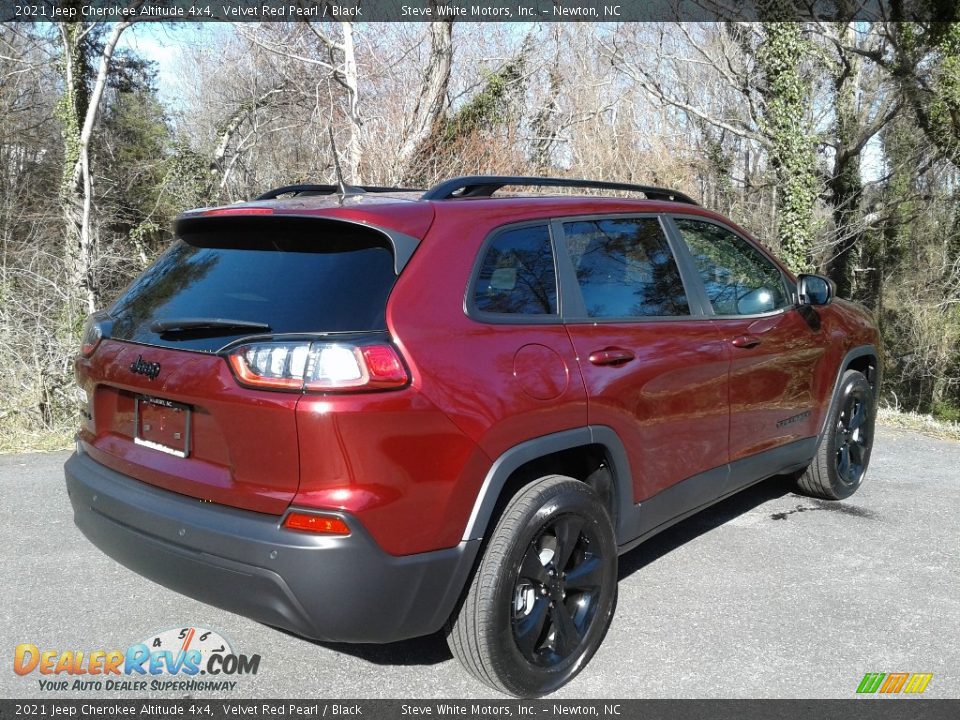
[211,83,289,170]
[235,24,339,75]
[306,22,344,54]
[606,40,767,146]
[839,98,902,163]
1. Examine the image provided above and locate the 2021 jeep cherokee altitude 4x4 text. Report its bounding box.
[66,176,880,696]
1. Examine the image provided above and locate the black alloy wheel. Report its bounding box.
[511,514,605,667]
[836,384,872,487]
[797,369,876,500]
[446,475,618,697]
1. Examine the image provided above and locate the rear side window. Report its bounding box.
[109,217,397,352]
[473,225,558,316]
[673,218,789,316]
[562,217,689,318]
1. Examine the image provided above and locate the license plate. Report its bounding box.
[134,396,191,458]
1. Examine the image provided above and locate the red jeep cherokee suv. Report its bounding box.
[66,176,880,696]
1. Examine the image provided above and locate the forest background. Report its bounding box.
[2,14,959,450]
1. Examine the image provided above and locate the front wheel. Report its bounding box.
[446,475,618,697]
[797,369,876,500]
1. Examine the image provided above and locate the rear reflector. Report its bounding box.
[282,512,350,535]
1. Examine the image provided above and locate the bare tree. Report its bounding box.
[210,81,289,194]
[59,16,139,314]
[815,22,899,296]
[236,21,364,182]
[397,4,453,177]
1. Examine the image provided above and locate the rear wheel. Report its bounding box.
[446,475,618,697]
[797,370,875,500]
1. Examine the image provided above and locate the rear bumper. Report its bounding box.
[65,451,479,643]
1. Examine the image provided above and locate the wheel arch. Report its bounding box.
[817,344,880,444]
[461,427,635,546]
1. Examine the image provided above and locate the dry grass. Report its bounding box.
[876,406,960,442]
[0,428,74,455]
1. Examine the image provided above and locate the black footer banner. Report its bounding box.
[1,699,959,720]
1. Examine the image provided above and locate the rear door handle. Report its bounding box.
[588,348,635,366]
[731,334,762,349]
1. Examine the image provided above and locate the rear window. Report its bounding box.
[472,225,558,316]
[109,218,397,352]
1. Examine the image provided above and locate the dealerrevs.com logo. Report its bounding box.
[13,627,260,692]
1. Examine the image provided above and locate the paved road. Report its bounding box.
[1,426,957,700]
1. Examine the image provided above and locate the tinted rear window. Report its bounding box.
[473,225,557,316]
[109,218,397,352]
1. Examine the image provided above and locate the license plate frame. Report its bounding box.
[134,395,191,458]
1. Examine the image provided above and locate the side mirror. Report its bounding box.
[797,273,834,306]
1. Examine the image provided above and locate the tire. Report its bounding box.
[796,370,876,500]
[446,475,618,697]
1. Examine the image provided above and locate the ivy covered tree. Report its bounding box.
[756,22,818,273]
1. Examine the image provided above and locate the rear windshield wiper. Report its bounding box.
[150,318,271,334]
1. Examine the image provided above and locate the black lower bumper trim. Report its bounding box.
[65,451,479,643]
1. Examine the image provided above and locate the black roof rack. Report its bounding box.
[254,184,422,201]
[421,175,699,205]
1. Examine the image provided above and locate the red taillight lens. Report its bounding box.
[359,345,408,385]
[282,511,350,535]
[227,341,409,392]
[80,314,105,357]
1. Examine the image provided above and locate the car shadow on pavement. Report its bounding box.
[274,626,454,666]
[617,474,798,581]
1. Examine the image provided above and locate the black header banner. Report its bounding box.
[2,0,959,23]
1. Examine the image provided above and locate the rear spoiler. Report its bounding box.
[174,212,420,275]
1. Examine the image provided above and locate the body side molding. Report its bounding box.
[463,427,821,554]
[616,436,818,554]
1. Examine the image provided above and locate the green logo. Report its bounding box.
[857,673,932,694]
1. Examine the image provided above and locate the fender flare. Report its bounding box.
[816,344,880,445]
[461,426,636,545]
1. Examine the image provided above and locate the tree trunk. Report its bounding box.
[756,23,818,273]
[340,21,362,184]
[58,22,90,317]
[826,23,864,298]
[398,8,453,180]
[59,19,134,315]
[531,28,563,170]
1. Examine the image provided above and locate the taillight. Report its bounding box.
[227,341,409,392]
[80,313,108,357]
[282,511,350,535]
